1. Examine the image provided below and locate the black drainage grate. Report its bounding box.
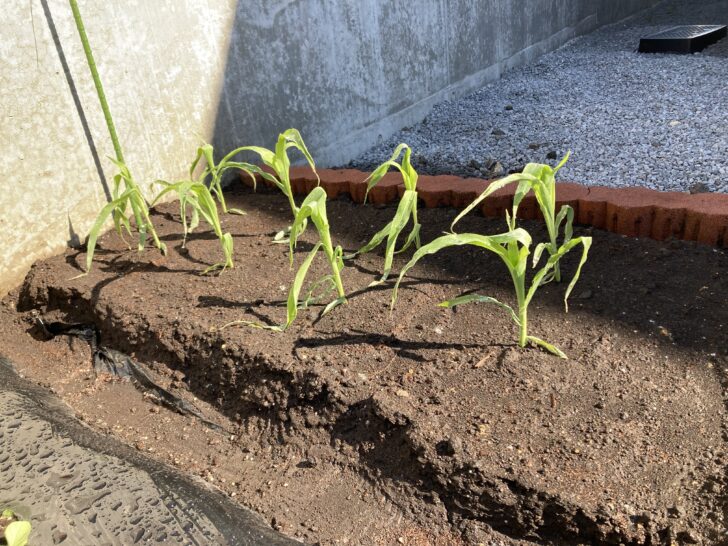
[639,25,727,54]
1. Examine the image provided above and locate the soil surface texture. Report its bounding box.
[1,187,726,546]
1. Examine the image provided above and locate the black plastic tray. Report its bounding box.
[639,25,727,54]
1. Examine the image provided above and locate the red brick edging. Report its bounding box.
[240,167,728,248]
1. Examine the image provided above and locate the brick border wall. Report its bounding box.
[241,167,728,248]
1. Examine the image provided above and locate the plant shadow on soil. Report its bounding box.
[11,185,728,546]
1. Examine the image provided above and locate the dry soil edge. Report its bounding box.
[0,356,300,546]
[243,167,728,247]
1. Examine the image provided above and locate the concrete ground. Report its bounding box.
[0,356,299,546]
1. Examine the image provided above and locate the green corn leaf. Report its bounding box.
[532,242,550,269]
[188,204,200,235]
[363,143,413,201]
[4,520,32,546]
[554,204,574,243]
[349,220,394,258]
[392,230,531,308]
[281,128,319,182]
[394,222,421,254]
[525,236,592,310]
[274,229,290,243]
[553,150,571,174]
[563,236,592,312]
[284,243,322,329]
[439,293,520,325]
[302,275,337,307]
[321,296,346,317]
[80,188,135,275]
[450,172,539,231]
[527,335,567,359]
[379,190,418,280]
[289,187,326,261]
[221,319,284,333]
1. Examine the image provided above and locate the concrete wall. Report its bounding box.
[0,0,659,296]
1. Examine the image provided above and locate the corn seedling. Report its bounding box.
[452,153,574,283]
[152,180,234,274]
[188,142,271,216]
[226,187,345,332]
[81,161,167,275]
[346,143,421,283]
[219,129,318,243]
[1,509,31,546]
[391,209,591,358]
[70,0,165,274]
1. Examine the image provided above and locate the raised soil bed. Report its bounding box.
[1,186,726,545]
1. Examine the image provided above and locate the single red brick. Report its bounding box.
[555,182,590,215]
[577,186,619,230]
[450,178,490,209]
[289,165,319,194]
[605,187,660,237]
[515,193,539,220]
[318,169,364,200]
[416,175,459,208]
[684,193,728,246]
[649,192,690,241]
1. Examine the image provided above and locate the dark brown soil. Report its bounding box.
[1,187,727,545]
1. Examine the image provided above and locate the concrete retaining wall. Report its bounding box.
[0,0,659,295]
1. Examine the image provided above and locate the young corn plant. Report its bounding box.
[346,143,421,283]
[226,187,345,332]
[452,153,574,283]
[70,0,165,274]
[391,209,591,358]
[152,180,234,274]
[188,142,271,216]
[212,129,319,243]
[81,161,167,275]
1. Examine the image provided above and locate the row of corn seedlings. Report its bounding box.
[82,124,590,357]
[72,0,589,357]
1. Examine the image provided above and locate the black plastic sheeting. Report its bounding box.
[0,355,301,546]
[36,318,224,432]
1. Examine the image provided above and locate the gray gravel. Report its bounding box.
[349,0,728,193]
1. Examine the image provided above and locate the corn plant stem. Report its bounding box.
[510,270,528,348]
[546,224,561,282]
[286,190,299,218]
[320,231,345,298]
[69,0,124,165]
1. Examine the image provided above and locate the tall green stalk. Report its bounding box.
[69,0,124,164]
[70,0,166,274]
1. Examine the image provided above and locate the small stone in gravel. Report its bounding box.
[689,182,710,194]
